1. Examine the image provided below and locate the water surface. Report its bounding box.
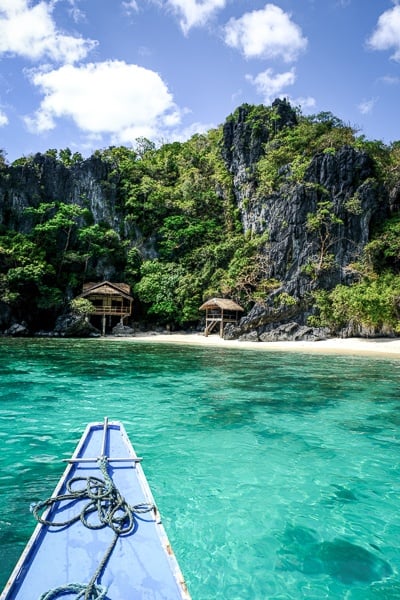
[0,338,399,598]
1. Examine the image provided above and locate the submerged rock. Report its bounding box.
[310,539,393,584]
[277,526,392,585]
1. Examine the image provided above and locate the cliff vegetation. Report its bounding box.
[1,99,400,339]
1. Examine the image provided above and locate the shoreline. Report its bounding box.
[103,332,400,358]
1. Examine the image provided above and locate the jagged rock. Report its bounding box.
[338,321,396,339]
[4,322,30,336]
[259,323,330,342]
[223,323,241,340]
[111,322,135,336]
[222,99,298,222]
[238,331,259,342]
[54,314,101,337]
[236,300,305,334]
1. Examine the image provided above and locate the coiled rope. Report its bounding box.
[31,456,155,600]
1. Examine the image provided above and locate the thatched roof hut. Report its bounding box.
[199,297,244,336]
[78,281,133,335]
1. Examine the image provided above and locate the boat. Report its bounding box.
[1,418,191,600]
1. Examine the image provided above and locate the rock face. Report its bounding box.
[221,102,387,340]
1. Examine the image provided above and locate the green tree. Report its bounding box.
[32,203,89,275]
[135,260,188,324]
[70,297,94,318]
[310,274,400,333]
[306,200,343,276]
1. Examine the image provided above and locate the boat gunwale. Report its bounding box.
[0,420,191,600]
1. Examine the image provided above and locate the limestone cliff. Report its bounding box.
[0,153,121,233]
[221,101,388,339]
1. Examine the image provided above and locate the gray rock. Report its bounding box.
[54,313,100,337]
[4,322,29,336]
[111,322,135,336]
[259,323,330,342]
[238,331,259,342]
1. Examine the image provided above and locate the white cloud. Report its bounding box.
[0,109,8,126]
[172,120,216,141]
[294,96,316,111]
[246,68,296,103]
[167,0,226,34]
[379,74,400,85]
[24,60,180,144]
[224,4,307,62]
[122,0,139,14]
[0,0,96,63]
[358,98,377,115]
[367,5,400,62]
[67,0,86,24]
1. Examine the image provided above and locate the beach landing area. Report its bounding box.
[104,332,400,358]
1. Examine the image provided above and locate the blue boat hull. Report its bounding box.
[1,419,190,599]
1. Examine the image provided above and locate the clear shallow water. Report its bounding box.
[0,338,400,599]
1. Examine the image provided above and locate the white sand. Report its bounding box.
[104,332,400,358]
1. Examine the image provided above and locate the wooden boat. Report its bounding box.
[1,418,191,600]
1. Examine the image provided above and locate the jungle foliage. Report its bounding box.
[310,215,400,333]
[1,103,400,331]
[0,127,268,327]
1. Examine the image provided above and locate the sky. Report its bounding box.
[0,0,400,162]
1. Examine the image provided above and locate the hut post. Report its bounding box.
[220,309,224,337]
[101,314,106,336]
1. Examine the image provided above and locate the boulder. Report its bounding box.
[4,322,30,337]
[111,322,135,336]
[54,314,100,337]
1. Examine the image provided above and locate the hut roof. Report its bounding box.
[199,297,244,312]
[80,281,133,300]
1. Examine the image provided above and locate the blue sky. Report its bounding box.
[0,0,399,162]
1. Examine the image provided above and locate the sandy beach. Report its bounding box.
[104,332,400,358]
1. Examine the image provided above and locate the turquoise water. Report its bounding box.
[0,338,400,599]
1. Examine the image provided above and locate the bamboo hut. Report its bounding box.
[78,281,133,335]
[199,297,244,337]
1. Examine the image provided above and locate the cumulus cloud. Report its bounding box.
[0,0,96,63]
[224,4,307,62]
[367,5,400,62]
[358,98,377,115]
[167,0,226,34]
[246,68,296,103]
[24,60,180,144]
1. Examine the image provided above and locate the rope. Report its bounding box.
[31,457,155,600]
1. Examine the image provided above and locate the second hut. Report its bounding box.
[199,297,244,337]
